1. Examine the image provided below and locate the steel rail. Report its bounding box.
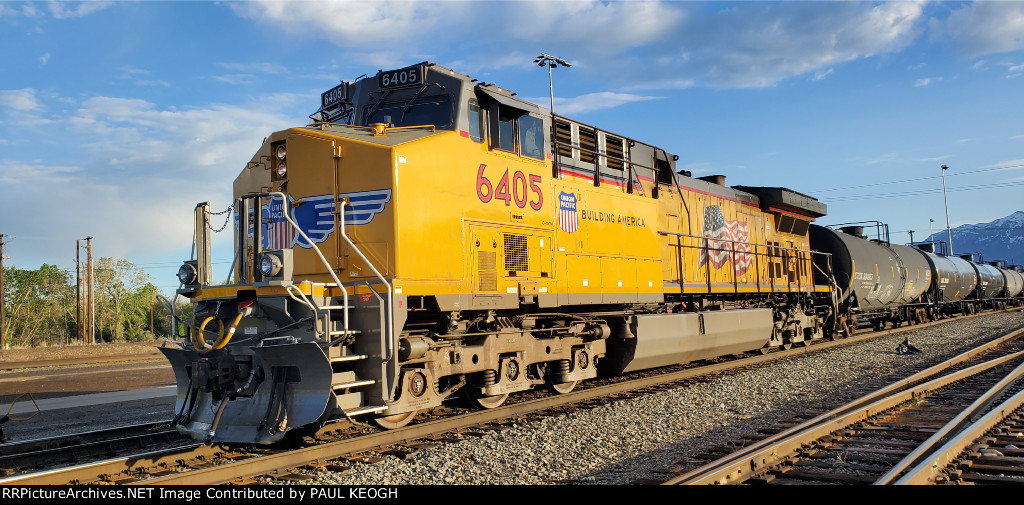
[3,312,1015,485]
[890,364,1024,484]
[665,327,1024,485]
[0,443,209,485]
[0,421,172,457]
[121,321,1024,485]
[0,324,904,485]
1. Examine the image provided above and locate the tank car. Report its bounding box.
[955,253,1004,312]
[910,242,978,317]
[809,223,931,332]
[162,62,836,444]
[1006,265,1024,304]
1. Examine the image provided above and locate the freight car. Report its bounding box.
[809,223,1023,332]
[162,62,838,444]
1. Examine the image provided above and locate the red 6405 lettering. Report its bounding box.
[476,164,543,210]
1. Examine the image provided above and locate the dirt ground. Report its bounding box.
[0,339,168,363]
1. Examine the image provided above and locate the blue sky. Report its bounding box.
[1,0,1022,293]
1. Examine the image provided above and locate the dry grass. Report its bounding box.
[0,339,167,362]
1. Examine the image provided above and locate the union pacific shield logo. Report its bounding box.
[558,191,578,233]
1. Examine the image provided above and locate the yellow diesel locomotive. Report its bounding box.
[164,63,834,444]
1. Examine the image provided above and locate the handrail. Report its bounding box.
[265,191,350,332]
[340,200,395,362]
[659,229,832,294]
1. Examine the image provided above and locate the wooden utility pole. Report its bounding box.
[76,239,82,343]
[1,233,6,350]
[85,237,94,345]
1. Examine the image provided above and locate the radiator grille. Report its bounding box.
[478,251,497,291]
[504,234,529,273]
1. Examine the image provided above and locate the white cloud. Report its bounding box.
[931,1,1024,57]
[234,1,924,90]
[39,53,50,65]
[46,1,114,19]
[537,92,660,116]
[914,77,944,87]
[813,68,834,81]
[232,1,456,48]
[0,89,40,111]
[0,92,303,262]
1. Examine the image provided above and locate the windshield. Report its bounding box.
[364,95,453,129]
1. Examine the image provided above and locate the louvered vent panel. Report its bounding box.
[478,251,497,291]
[606,135,624,171]
[504,234,529,273]
[579,126,597,164]
[555,120,573,159]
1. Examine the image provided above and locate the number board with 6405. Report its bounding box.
[378,65,424,89]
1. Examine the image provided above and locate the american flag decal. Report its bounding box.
[263,197,295,250]
[558,191,578,233]
[697,205,753,276]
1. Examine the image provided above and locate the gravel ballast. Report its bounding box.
[297,311,1024,485]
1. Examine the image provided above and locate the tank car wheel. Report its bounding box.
[373,410,421,430]
[549,380,578,394]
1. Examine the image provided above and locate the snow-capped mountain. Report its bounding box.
[924,211,1024,266]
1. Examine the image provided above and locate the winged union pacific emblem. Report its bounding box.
[240,189,393,249]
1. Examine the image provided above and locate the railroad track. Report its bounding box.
[0,311,1015,485]
[0,422,186,477]
[663,326,1024,485]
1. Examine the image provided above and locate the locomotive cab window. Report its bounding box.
[364,94,453,128]
[468,100,484,142]
[489,103,545,161]
[520,115,544,160]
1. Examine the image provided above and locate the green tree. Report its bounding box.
[93,257,154,342]
[1,264,74,347]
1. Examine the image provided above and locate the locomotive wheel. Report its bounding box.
[549,380,578,394]
[373,410,420,430]
[465,391,508,409]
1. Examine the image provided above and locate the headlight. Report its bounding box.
[276,161,287,178]
[177,262,198,285]
[260,253,283,277]
[276,145,287,160]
